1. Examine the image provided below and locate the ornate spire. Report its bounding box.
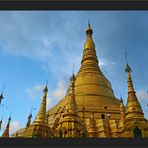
[58,74,85,137]
[86,20,93,36]
[119,97,125,128]
[34,82,48,125]
[124,52,144,120]
[120,97,125,114]
[77,21,106,78]
[66,74,77,113]
[2,115,11,138]
[81,22,98,65]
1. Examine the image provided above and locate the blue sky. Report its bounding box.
[0,11,147,135]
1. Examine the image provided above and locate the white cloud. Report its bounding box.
[47,79,67,109]
[99,58,115,68]
[10,120,22,135]
[52,79,67,99]
[136,90,148,101]
[34,85,44,92]
[27,85,44,100]
[0,12,85,78]
[27,79,67,109]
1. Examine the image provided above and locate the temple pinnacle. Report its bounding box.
[125,51,132,73]
[88,20,90,27]
[81,22,98,65]
[124,53,144,120]
[66,73,77,113]
[34,82,48,125]
[1,115,11,137]
[86,20,93,36]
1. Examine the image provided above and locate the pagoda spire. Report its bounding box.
[0,116,3,131]
[124,52,144,120]
[58,74,84,137]
[118,97,125,128]
[66,73,77,113]
[1,115,11,138]
[77,21,104,76]
[34,81,48,125]
[81,21,98,65]
[125,51,134,92]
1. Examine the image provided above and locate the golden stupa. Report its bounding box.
[9,22,148,138]
[48,22,121,127]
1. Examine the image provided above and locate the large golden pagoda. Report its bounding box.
[10,22,148,138]
[48,23,120,122]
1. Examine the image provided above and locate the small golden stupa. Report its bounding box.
[10,22,148,138]
[1,116,11,138]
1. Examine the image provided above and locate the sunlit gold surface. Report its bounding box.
[54,77,86,137]
[48,23,121,128]
[1,116,11,138]
[12,85,54,138]
[11,23,148,138]
[34,86,48,125]
[88,112,97,137]
[125,64,144,120]
[118,63,148,137]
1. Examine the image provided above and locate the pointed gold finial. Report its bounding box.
[43,79,48,93]
[82,21,98,65]
[124,52,144,120]
[66,74,77,113]
[118,96,125,129]
[119,93,124,112]
[86,20,93,35]
[88,20,90,27]
[125,51,132,73]
[124,51,134,92]
[69,74,75,95]
[1,114,11,137]
[34,82,48,125]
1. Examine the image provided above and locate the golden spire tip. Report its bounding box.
[88,20,90,27]
[125,51,132,73]
[43,80,48,93]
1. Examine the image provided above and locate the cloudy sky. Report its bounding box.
[0,11,147,135]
